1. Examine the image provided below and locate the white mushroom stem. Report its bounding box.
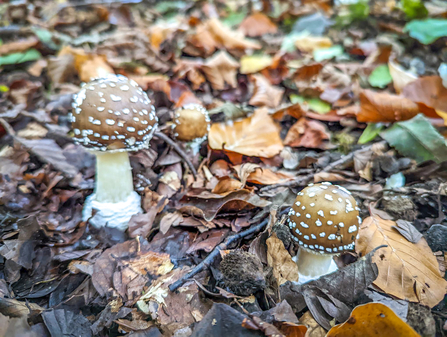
[295,248,338,284]
[95,151,134,203]
[82,151,142,231]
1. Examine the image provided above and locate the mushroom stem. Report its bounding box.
[94,151,134,203]
[296,248,337,279]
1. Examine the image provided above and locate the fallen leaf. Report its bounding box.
[240,55,273,74]
[392,220,423,244]
[159,212,183,235]
[388,56,418,94]
[299,311,326,337]
[212,177,243,194]
[137,268,211,335]
[356,216,447,307]
[357,90,419,122]
[239,12,278,37]
[233,163,294,186]
[402,76,447,121]
[0,297,44,317]
[326,303,419,337]
[284,117,330,149]
[249,74,285,108]
[266,233,299,286]
[208,108,284,158]
[128,210,158,238]
[42,309,93,337]
[380,114,447,164]
[0,37,39,56]
[173,59,206,90]
[179,189,271,222]
[206,18,262,51]
[295,35,332,53]
[201,50,240,90]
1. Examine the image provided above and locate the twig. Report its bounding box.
[154,131,197,179]
[169,217,269,292]
[260,142,384,193]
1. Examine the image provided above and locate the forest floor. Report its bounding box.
[0,0,447,336]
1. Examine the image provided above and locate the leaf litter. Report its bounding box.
[0,1,447,336]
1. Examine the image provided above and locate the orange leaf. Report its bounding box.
[357,89,419,123]
[239,12,278,37]
[327,303,420,337]
[233,163,294,186]
[208,108,284,158]
[279,322,308,337]
[201,50,239,90]
[356,216,447,307]
[249,74,284,108]
[402,76,447,121]
[284,117,330,149]
[212,177,243,194]
[206,18,261,51]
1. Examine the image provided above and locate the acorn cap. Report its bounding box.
[172,103,210,142]
[287,182,361,254]
[71,74,158,152]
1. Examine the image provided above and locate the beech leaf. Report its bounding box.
[356,215,447,307]
[380,114,447,164]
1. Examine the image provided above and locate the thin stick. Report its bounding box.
[154,131,197,179]
[260,142,383,193]
[169,217,269,292]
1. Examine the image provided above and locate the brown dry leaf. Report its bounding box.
[233,163,294,186]
[179,189,271,222]
[201,50,240,90]
[47,53,77,85]
[402,76,447,121]
[293,63,324,82]
[266,233,299,286]
[388,57,417,94]
[284,117,330,149]
[205,18,262,51]
[159,212,184,235]
[239,12,278,37]
[59,46,114,82]
[208,108,284,158]
[137,268,211,335]
[212,177,243,194]
[295,36,332,53]
[0,37,38,55]
[16,122,48,139]
[249,74,285,108]
[313,172,346,183]
[326,303,419,337]
[357,90,419,123]
[173,59,206,90]
[356,216,447,307]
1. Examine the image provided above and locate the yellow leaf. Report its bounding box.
[240,54,273,74]
[327,303,420,337]
[295,35,332,53]
[388,56,418,94]
[356,216,447,307]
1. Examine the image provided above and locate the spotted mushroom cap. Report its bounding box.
[287,182,361,255]
[70,75,158,152]
[172,104,210,142]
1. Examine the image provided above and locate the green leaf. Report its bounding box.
[404,19,447,44]
[313,45,344,62]
[34,28,59,50]
[290,94,331,114]
[400,0,428,19]
[0,49,41,66]
[368,65,392,88]
[223,8,248,26]
[358,123,384,144]
[348,1,370,21]
[380,114,447,163]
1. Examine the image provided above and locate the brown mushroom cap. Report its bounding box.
[172,104,210,142]
[71,75,158,152]
[287,182,361,254]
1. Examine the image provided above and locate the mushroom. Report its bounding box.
[172,103,210,141]
[287,182,361,284]
[70,74,158,231]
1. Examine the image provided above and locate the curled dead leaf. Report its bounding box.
[284,117,330,149]
[206,18,261,51]
[208,108,284,158]
[356,216,447,308]
[201,51,239,90]
[388,56,417,94]
[295,35,332,53]
[239,12,278,37]
[249,74,285,108]
[266,233,299,286]
[233,163,294,186]
[357,90,419,123]
[327,303,419,337]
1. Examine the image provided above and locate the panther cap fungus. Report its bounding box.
[287,182,361,254]
[172,103,210,142]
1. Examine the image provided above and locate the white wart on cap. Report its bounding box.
[287,182,361,254]
[71,74,158,152]
[172,103,210,142]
